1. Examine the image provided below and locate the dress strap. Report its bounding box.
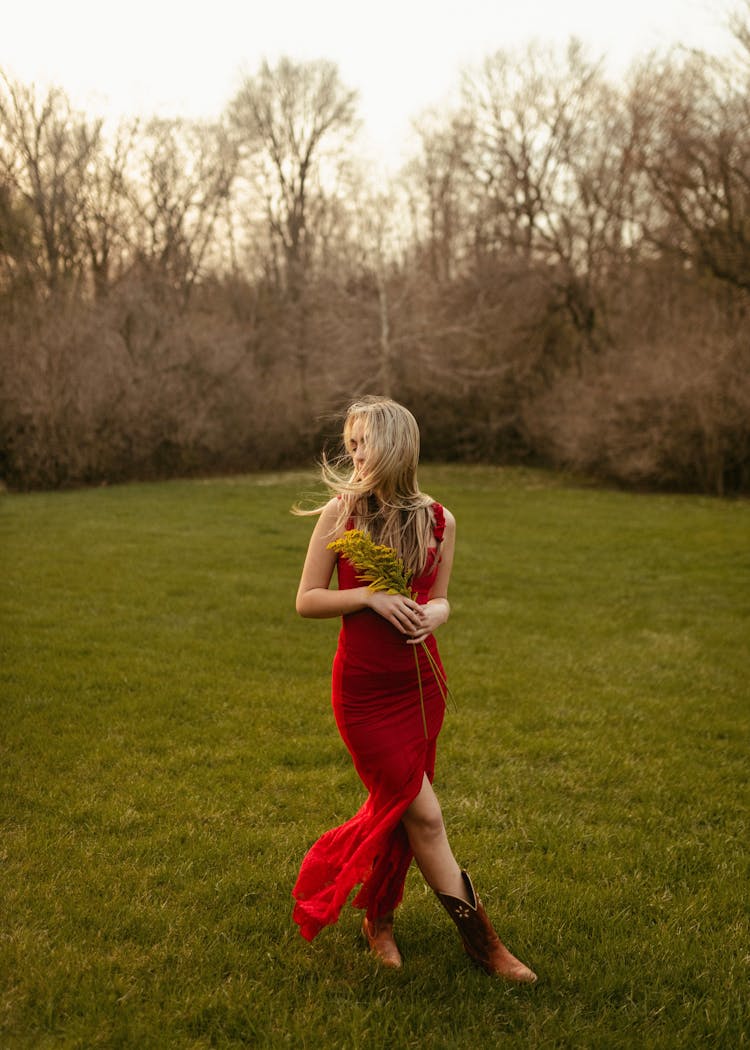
[431,502,445,542]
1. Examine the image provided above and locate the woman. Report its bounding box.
[292,396,536,982]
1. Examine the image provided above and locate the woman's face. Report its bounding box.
[347,418,371,477]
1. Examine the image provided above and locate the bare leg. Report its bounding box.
[401,774,469,901]
[403,776,537,982]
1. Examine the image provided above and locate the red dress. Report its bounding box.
[292,503,448,941]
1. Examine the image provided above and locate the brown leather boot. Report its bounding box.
[362,912,403,969]
[436,870,537,983]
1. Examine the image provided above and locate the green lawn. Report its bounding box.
[1,466,748,1049]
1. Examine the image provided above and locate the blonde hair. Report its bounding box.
[305,396,437,574]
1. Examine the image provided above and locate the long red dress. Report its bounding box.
[292,503,448,941]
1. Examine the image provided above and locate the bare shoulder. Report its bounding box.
[316,496,345,539]
[320,495,341,520]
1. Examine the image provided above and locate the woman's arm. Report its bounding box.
[406,507,456,644]
[295,499,426,634]
[295,499,365,618]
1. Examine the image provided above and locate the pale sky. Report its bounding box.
[3,0,739,167]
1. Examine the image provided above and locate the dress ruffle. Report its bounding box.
[431,502,446,542]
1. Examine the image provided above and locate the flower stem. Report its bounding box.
[420,641,455,712]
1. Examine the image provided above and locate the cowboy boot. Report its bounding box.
[361,911,403,969]
[436,870,537,983]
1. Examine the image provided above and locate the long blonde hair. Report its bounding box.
[306,396,437,575]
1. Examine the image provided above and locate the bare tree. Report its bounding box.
[128,117,238,301]
[0,73,100,294]
[729,0,750,61]
[629,43,750,291]
[0,179,35,297]
[456,41,634,352]
[458,41,592,260]
[406,109,473,283]
[80,118,139,300]
[228,57,359,296]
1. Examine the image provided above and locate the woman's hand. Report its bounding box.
[405,598,450,645]
[367,593,451,643]
[367,591,425,635]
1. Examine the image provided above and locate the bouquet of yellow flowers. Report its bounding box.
[327,528,415,596]
[327,529,450,737]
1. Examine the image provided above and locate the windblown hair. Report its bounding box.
[302,396,437,575]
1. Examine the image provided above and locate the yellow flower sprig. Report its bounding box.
[327,529,415,598]
[327,528,452,737]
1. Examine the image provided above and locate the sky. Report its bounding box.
[3,0,739,168]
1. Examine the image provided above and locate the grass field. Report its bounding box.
[1,466,748,1049]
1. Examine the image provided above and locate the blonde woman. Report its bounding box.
[292,396,536,982]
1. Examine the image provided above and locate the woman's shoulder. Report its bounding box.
[312,496,345,538]
[309,495,338,518]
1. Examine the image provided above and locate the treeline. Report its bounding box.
[1,15,749,493]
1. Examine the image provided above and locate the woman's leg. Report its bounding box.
[403,775,537,982]
[401,774,469,901]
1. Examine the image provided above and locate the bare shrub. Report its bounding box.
[523,301,750,494]
[0,270,379,489]
[390,254,594,462]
